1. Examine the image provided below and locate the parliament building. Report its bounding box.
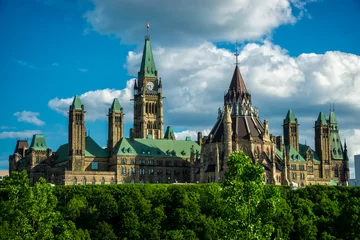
[9,33,349,186]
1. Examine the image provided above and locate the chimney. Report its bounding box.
[197,132,203,145]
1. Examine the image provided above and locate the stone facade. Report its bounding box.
[197,63,350,187]
[8,34,200,185]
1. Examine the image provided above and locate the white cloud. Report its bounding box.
[0,130,41,139]
[13,111,45,126]
[84,0,313,46]
[78,68,89,73]
[174,129,211,141]
[48,80,134,121]
[13,59,37,70]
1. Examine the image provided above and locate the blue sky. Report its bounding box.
[1,0,360,174]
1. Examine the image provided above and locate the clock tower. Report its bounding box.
[133,34,164,139]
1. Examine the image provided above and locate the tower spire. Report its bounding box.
[234,41,239,66]
[146,20,150,36]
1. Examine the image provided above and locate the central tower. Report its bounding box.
[133,34,164,139]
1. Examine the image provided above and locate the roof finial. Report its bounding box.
[333,103,335,112]
[146,20,150,36]
[234,41,239,66]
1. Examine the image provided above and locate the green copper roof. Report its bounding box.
[114,138,200,158]
[30,134,47,151]
[286,145,306,162]
[139,36,157,78]
[85,136,108,158]
[331,133,343,160]
[329,111,338,125]
[110,98,122,113]
[298,144,321,163]
[54,136,108,164]
[284,110,296,124]
[315,112,327,126]
[164,126,176,140]
[54,143,68,164]
[71,95,83,110]
[276,148,283,160]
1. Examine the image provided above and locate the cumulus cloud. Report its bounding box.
[0,130,41,139]
[13,111,45,126]
[48,80,134,121]
[174,129,211,141]
[84,0,314,46]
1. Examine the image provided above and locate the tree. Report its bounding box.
[221,151,281,239]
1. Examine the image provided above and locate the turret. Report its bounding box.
[223,104,232,171]
[108,98,124,156]
[164,126,176,140]
[342,140,350,186]
[68,95,86,171]
[283,110,299,152]
[315,112,331,178]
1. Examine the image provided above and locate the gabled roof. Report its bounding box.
[286,145,306,162]
[70,95,83,110]
[110,98,122,113]
[228,65,247,95]
[315,112,327,126]
[298,143,320,163]
[30,134,47,151]
[276,148,283,160]
[284,110,296,124]
[114,138,200,158]
[84,136,108,158]
[164,126,176,140]
[139,35,157,78]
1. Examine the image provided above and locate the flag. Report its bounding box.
[146,21,150,28]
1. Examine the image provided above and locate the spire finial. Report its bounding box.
[146,20,150,36]
[333,103,335,112]
[234,41,239,66]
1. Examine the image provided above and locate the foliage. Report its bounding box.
[2,166,360,239]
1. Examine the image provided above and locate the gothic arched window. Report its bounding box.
[92,177,96,184]
[101,177,105,185]
[82,177,86,185]
[72,177,77,185]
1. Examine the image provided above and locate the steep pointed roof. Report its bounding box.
[139,36,157,78]
[70,95,83,110]
[30,134,47,151]
[284,110,296,124]
[315,112,327,126]
[329,110,338,125]
[164,126,176,140]
[110,98,122,113]
[228,65,247,94]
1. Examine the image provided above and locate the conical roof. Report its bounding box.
[110,98,122,113]
[139,35,157,78]
[315,112,327,126]
[228,65,247,95]
[70,95,83,110]
[284,110,296,124]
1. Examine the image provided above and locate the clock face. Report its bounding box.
[146,82,154,91]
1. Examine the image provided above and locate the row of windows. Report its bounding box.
[291,164,305,171]
[119,159,190,167]
[72,177,115,185]
[292,173,305,180]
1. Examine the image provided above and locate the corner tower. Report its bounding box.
[108,98,124,155]
[68,95,86,171]
[133,34,164,139]
[315,112,331,178]
[328,109,343,160]
[283,110,299,152]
